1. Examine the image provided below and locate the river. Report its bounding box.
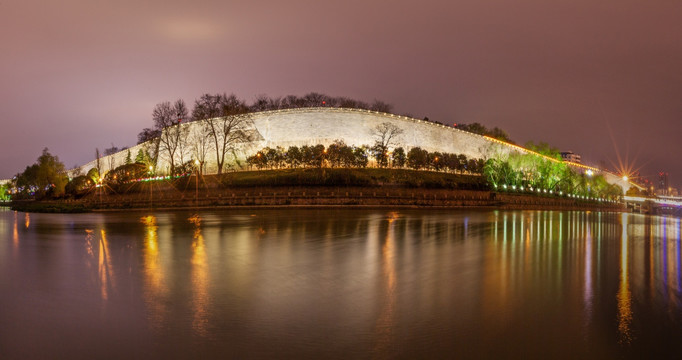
[0,207,680,359]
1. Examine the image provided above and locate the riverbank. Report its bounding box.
[7,169,624,213]
[8,187,623,213]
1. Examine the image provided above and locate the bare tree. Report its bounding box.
[203,114,253,174]
[137,128,161,144]
[371,122,404,167]
[103,144,118,172]
[103,144,119,155]
[302,92,326,107]
[193,93,254,174]
[154,99,189,174]
[370,100,393,113]
[190,125,213,174]
[191,93,224,121]
[250,94,271,112]
[95,148,101,177]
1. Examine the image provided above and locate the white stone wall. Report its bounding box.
[72,108,511,177]
[67,107,633,191]
[252,108,506,159]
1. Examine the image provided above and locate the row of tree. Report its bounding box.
[246,142,486,174]
[134,95,254,176]
[482,151,622,199]
[8,144,618,201]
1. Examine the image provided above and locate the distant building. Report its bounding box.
[658,172,670,195]
[658,172,669,189]
[560,151,582,163]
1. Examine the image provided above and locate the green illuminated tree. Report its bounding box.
[15,148,68,198]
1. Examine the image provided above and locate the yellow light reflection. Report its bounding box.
[374,214,397,354]
[13,211,18,249]
[141,215,166,331]
[24,212,29,229]
[98,229,115,301]
[617,213,633,344]
[190,214,210,337]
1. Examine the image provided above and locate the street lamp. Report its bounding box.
[98,177,103,205]
[148,166,154,208]
[194,160,200,205]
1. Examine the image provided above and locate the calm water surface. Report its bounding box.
[1,207,681,359]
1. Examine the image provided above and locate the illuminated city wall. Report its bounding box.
[71,107,633,190]
[73,108,509,175]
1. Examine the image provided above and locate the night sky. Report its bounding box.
[1,0,680,188]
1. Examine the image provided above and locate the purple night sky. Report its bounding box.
[1,0,680,188]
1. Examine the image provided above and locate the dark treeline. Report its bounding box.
[455,123,513,143]
[246,142,485,175]
[137,92,395,145]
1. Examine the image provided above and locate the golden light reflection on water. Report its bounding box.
[617,213,633,344]
[13,211,18,249]
[141,215,167,331]
[190,214,210,338]
[98,229,115,302]
[24,212,29,229]
[373,212,397,355]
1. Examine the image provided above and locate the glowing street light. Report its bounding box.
[194,160,200,205]
[586,169,593,177]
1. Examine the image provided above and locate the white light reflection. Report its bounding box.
[617,213,632,344]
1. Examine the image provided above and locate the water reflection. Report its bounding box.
[189,214,210,338]
[4,209,682,358]
[584,219,593,333]
[373,212,398,355]
[141,215,167,331]
[83,228,116,305]
[13,210,18,249]
[98,230,115,302]
[618,213,633,344]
